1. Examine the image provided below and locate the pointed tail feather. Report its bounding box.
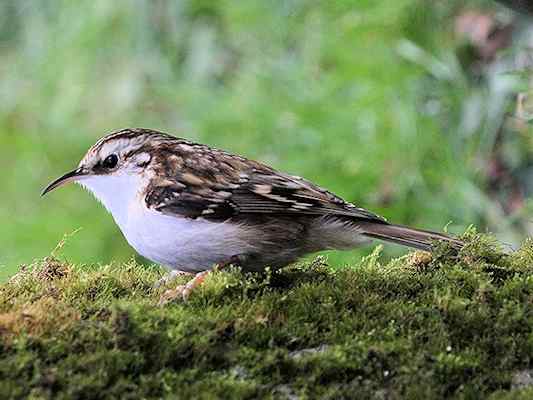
[356,221,463,252]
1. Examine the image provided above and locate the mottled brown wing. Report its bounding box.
[144,144,386,223]
[229,171,386,221]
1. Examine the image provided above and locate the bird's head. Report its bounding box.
[42,128,175,217]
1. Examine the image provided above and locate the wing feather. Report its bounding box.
[144,141,386,223]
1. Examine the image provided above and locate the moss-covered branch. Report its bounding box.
[2,232,533,399]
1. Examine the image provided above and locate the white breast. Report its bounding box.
[79,173,254,272]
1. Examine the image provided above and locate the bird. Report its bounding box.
[42,128,462,302]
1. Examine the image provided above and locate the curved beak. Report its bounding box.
[41,167,88,196]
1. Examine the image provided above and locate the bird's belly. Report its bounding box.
[120,207,251,273]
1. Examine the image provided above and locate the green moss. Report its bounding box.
[2,232,533,399]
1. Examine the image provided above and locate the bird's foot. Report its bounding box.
[157,256,242,305]
[153,269,193,289]
[158,271,208,305]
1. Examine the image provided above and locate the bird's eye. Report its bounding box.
[102,154,119,169]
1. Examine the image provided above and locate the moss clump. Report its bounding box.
[2,232,533,399]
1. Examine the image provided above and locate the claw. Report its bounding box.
[156,258,240,305]
[153,270,193,289]
[158,285,187,305]
[157,271,209,305]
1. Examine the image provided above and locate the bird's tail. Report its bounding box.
[356,221,463,252]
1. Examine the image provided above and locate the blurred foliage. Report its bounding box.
[1,0,532,279]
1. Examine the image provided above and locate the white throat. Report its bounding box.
[78,173,145,228]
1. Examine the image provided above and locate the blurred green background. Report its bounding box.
[1,0,533,280]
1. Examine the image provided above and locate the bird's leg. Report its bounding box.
[153,269,193,289]
[158,271,209,305]
[157,256,242,305]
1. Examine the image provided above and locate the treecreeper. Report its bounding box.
[42,128,463,303]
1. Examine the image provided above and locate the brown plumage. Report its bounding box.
[43,128,463,300]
